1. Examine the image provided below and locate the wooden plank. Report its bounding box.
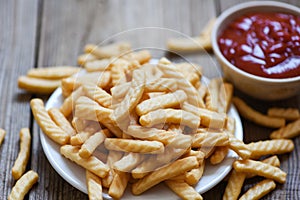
[0,0,39,199]
[30,0,217,199]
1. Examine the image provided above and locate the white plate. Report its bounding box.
[41,74,243,200]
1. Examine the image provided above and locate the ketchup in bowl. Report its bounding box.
[218,12,300,79]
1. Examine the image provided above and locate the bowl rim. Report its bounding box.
[211,0,300,84]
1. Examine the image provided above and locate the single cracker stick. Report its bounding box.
[0,128,6,146]
[165,180,203,200]
[83,84,112,108]
[102,151,123,188]
[113,153,145,172]
[30,98,70,145]
[232,97,285,128]
[18,76,61,94]
[167,36,211,52]
[233,159,286,184]
[104,138,164,154]
[192,132,229,148]
[108,171,130,199]
[27,66,80,79]
[48,108,76,136]
[79,130,107,158]
[246,156,280,179]
[136,90,187,116]
[84,58,111,72]
[218,82,234,113]
[110,60,127,86]
[182,102,226,129]
[60,145,109,178]
[84,42,131,59]
[145,78,178,93]
[184,161,205,185]
[86,170,103,200]
[267,107,300,121]
[223,170,246,200]
[132,156,199,195]
[227,134,252,160]
[205,78,222,112]
[121,50,151,64]
[247,139,294,159]
[77,53,98,65]
[60,86,84,117]
[110,82,131,100]
[8,170,39,200]
[239,179,276,200]
[12,128,31,180]
[139,108,200,129]
[210,146,229,165]
[270,118,300,139]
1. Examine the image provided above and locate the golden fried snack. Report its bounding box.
[127,125,191,149]
[121,50,151,64]
[267,107,300,121]
[182,102,226,129]
[8,170,39,200]
[165,180,203,200]
[30,98,70,145]
[247,139,294,158]
[184,161,205,185]
[48,108,76,136]
[205,78,223,112]
[84,58,111,72]
[12,128,31,180]
[132,156,198,195]
[104,138,164,154]
[110,82,131,100]
[84,42,131,59]
[60,86,84,116]
[113,153,145,172]
[270,118,300,139]
[18,76,61,94]
[60,145,109,178]
[145,78,178,93]
[218,82,234,113]
[79,130,107,158]
[232,97,285,128]
[192,132,229,148]
[108,171,130,199]
[27,66,80,79]
[158,59,204,107]
[222,170,246,200]
[0,128,6,146]
[102,150,123,188]
[246,155,281,179]
[136,90,187,115]
[233,159,286,183]
[83,84,112,108]
[86,170,103,200]
[210,146,229,165]
[110,60,127,86]
[112,69,145,129]
[239,179,276,200]
[139,108,200,129]
[77,53,98,65]
[227,134,252,160]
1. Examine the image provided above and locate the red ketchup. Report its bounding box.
[218,12,300,78]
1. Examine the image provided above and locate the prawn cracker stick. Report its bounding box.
[48,108,76,136]
[104,138,164,154]
[246,156,280,179]
[79,130,107,158]
[232,97,285,128]
[165,180,203,200]
[132,156,199,195]
[83,84,112,108]
[222,170,246,200]
[167,36,211,52]
[108,171,130,199]
[139,108,200,129]
[184,162,205,185]
[267,107,300,121]
[60,86,84,117]
[84,42,131,59]
[18,76,61,94]
[60,145,109,178]
[192,132,229,148]
[136,90,187,116]
[218,82,233,113]
[77,53,98,65]
[205,78,222,112]
[27,66,80,79]
[113,153,144,172]
[121,50,151,64]
[12,128,31,180]
[227,134,252,159]
[233,159,286,183]
[86,170,103,200]
[8,170,39,200]
[110,61,127,86]
[247,139,294,158]
[31,98,70,145]
[270,118,300,139]
[239,179,276,200]
[84,59,111,72]
[0,128,6,146]
[145,78,178,93]
[210,146,229,165]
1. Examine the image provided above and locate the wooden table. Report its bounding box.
[1,0,299,199]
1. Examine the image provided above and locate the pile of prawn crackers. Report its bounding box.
[4,38,298,200]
